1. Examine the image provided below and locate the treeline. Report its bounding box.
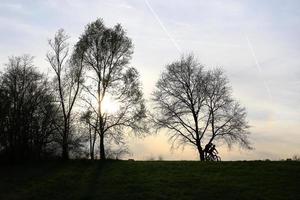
[0,56,62,160]
[0,18,251,162]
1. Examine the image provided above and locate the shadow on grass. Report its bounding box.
[0,160,112,200]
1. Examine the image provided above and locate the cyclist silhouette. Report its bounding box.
[205,143,221,161]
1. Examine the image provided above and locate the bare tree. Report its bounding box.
[74,19,147,160]
[152,55,251,161]
[47,29,84,160]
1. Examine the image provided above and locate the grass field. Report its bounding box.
[0,160,299,200]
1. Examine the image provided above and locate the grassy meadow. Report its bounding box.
[0,160,299,200]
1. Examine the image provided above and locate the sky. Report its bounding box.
[0,0,299,160]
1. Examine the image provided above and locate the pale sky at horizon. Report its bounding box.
[0,0,299,160]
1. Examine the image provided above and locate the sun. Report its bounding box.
[101,95,119,114]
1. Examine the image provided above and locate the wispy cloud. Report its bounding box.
[245,34,273,102]
[144,0,182,53]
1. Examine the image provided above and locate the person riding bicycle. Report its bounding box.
[205,143,220,161]
[211,144,218,155]
[208,144,215,155]
[204,143,213,153]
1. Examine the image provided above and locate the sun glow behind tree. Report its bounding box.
[101,95,120,114]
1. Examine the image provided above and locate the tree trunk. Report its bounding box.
[195,139,205,161]
[99,133,106,160]
[197,146,205,161]
[90,139,95,160]
[62,123,69,160]
[62,137,69,160]
[90,150,94,160]
[88,125,93,160]
[91,132,96,160]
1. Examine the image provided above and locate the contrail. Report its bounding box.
[144,0,182,53]
[245,34,273,101]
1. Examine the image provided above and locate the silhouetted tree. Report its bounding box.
[0,55,61,161]
[152,55,251,161]
[47,29,84,160]
[74,19,147,160]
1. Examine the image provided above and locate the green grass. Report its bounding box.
[0,160,299,200]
